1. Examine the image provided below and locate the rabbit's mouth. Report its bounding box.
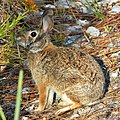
[16,31,48,53]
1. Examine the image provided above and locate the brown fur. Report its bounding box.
[17,11,105,115]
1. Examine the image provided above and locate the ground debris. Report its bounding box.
[0,0,120,120]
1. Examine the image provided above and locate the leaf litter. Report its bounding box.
[0,0,120,120]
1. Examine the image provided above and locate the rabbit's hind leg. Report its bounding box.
[55,93,82,115]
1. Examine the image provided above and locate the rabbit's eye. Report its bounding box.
[30,31,37,37]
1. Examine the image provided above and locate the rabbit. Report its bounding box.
[16,10,105,115]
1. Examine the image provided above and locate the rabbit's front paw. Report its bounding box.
[34,105,43,112]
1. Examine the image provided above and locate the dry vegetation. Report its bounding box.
[0,0,120,120]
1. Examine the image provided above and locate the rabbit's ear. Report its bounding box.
[42,10,53,32]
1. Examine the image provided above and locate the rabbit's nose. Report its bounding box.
[16,37,25,48]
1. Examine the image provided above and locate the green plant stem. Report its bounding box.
[0,106,6,120]
[14,70,24,120]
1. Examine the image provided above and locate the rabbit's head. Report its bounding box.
[16,10,53,53]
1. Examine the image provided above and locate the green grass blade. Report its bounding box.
[0,106,6,120]
[14,70,24,120]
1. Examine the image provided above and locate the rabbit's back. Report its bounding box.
[28,44,105,105]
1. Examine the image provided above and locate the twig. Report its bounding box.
[17,42,21,58]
